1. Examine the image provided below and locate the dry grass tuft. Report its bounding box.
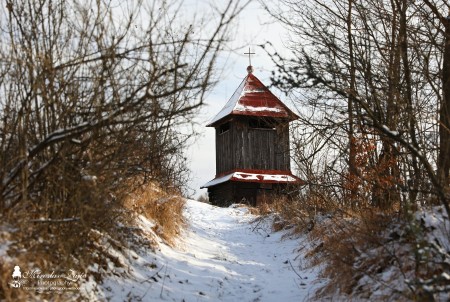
[123,182,185,246]
[0,179,186,301]
[307,208,417,300]
[255,190,337,234]
[254,190,423,300]
[0,177,120,301]
[310,212,379,292]
[0,244,78,301]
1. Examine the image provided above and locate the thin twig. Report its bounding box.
[160,262,169,298]
[289,259,304,280]
[140,264,164,284]
[29,218,80,223]
[140,264,165,300]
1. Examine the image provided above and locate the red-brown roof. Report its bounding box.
[200,169,304,188]
[207,67,298,127]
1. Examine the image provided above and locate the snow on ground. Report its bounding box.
[82,200,325,301]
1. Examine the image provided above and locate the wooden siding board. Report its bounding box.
[214,117,291,174]
[274,123,290,171]
[209,181,294,206]
[246,128,276,170]
[216,125,235,174]
[208,182,234,207]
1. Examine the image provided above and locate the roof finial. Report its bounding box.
[244,47,255,73]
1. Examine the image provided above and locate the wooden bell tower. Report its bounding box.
[201,65,302,206]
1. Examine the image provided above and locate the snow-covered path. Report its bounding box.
[153,201,322,301]
[86,200,324,301]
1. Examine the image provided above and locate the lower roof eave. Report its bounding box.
[201,170,304,189]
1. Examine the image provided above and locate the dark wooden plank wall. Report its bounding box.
[275,123,290,170]
[216,125,234,174]
[208,182,234,207]
[209,182,293,206]
[215,118,290,174]
[209,182,260,206]
[234,182,259,205]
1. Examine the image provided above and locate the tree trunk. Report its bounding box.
[347,0,358,207]
[372,0,401,209]
[398,0,420,205]
[438,16,450,189]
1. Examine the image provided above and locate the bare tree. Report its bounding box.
[421,1,450,193]
[0,0,246,209]
[262,0,449,215]
[261,0,450,299]
[0,0,248,225]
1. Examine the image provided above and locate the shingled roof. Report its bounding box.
[206,67,298,127]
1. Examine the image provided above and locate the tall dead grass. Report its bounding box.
[255,189,339,234]
[255,190,424,300]
[123,181,185,246]
[0,179,186,301]
[0,174,120,301]
[307,209,410,298]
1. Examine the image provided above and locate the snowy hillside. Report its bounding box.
[81,200,325,301]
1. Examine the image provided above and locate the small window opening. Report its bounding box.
[219,122,230,134]
[249,118,275,130]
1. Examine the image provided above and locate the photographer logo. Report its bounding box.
[11,265,22,288]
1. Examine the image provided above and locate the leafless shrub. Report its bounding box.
[0,0,248,299]
[256,186,338,234]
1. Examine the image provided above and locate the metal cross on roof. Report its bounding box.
[244,47,255,66]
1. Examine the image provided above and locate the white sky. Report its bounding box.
[186,1,290,198]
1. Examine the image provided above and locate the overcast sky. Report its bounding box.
[186,0,291,198]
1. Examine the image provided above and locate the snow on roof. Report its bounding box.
[201,169,303,188]
[206,68,298,127]
[200,172,234,188]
